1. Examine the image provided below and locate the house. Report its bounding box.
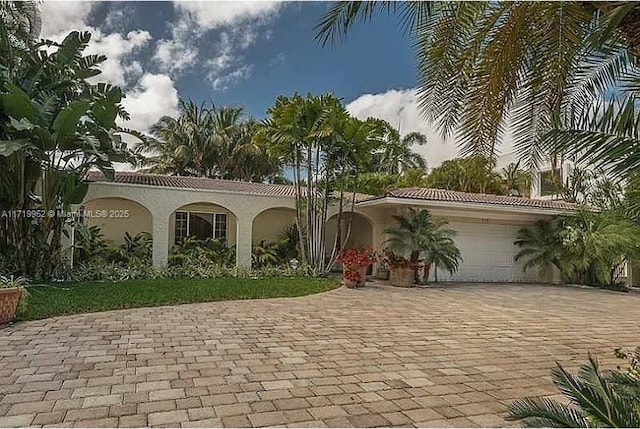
[80,170,576,283]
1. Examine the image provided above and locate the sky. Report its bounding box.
[39,0,495,169]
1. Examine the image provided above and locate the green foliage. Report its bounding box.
[135,100,284,182]
[169,236,235,267]
[252,240,279,268]
[507,352,640,427]
[515,211,640,287]
[0,23,136,279]
[427,156,504,194]
[384,208,462,282]
[315,2,640,173]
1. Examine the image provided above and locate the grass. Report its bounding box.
[17,277,340,321]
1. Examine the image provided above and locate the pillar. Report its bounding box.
[152,209,170,269]
[235,214,253,268]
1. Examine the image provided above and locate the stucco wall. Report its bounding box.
[83,198,152,245]
[252,208,296,244]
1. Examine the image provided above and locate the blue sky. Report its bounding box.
[39,1,465,166]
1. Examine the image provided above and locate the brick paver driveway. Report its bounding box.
[1,283,639,428]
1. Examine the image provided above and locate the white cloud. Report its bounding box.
[210,65,254,91]
[347,89,459,169]
[39,1,94,38]
[347,88,518,169]
[119,73,180,133]
[154,1,284,90]
[85,30,151,87]
[174,1,283,28]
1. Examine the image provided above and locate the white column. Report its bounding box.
[152,209,170,269]
[235,214,253,268]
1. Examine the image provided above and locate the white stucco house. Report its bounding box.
[80,169,577,283]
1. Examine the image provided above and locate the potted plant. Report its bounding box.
[376,258,390,281]
[384,250,417,287]
[0,275,29,325]
[337,245,376,288]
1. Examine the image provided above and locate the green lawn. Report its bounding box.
[18,277,340,321]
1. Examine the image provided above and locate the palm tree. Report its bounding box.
[315,2,640,172]
[374,123,427,175]
[507,353,640,427]
[384,208,461,283]
[514,219,565,276]
[136,102,283,182]
[427,156,504,194]
[501,161,532,197]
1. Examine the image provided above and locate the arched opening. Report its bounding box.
[252,207,297,245]
[82,197,152,245]
[325,211,374,272]
[169,202,238,266]
[170,202,238,246]
[251,207,298,266]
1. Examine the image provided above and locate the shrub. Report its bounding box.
[507,349,640,427]
[169,237,235,267]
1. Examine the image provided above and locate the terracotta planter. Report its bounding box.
[0,288,21,325]
[343,265,368,287]
[376,268,390,280]
[390,267,415,288]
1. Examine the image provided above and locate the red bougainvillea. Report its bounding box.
[337,244,376,267]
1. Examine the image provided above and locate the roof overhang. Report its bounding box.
[355,196,572,217]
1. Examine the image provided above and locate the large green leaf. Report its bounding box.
[62,179,89,205]
[1,83,40,123]
[52,101,90,145]
[91,98,118,127]
[0,139,35,156]
[55,31,91,66]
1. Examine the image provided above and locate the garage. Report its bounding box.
[436,221,539,282]
[355,187,574,283]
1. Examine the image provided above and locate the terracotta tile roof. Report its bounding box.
[384,187,578,211]
[84,171,374,202]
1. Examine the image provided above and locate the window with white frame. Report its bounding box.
[174,211,228,243]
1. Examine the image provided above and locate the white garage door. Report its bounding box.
[436,221,538,282]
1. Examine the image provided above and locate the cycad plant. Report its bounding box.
[384,208,462,283]
[507,352,640,427]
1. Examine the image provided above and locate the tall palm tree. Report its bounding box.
[384,208,461,283]
[315,2,640,172]
[374,123,427,174]
[136,101,283,182]
[501,161,532,197]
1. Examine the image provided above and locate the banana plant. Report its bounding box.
[0,29,135,278]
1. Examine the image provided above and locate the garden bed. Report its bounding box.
[16,277,339,321]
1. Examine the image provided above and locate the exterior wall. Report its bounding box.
[83,182,296,268]
[252,208,296,244]
[83,198,152,245]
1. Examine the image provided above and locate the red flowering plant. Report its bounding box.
[337,244,376,286]
[337,244,376,268]
[382,248,420,269]
[342,268,361,283]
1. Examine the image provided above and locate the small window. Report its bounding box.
[175,211,188,243]
[174,211,228,244]
[539,169,562,196]
[214,213,227,241]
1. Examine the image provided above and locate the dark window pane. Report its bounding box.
[540,169,562,196]
[189,212,214,240]
[214,213,227,241]
[175,211,188,244]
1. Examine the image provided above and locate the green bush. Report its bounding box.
[169,237,235,267]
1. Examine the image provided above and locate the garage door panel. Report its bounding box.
[436,221,539,283]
